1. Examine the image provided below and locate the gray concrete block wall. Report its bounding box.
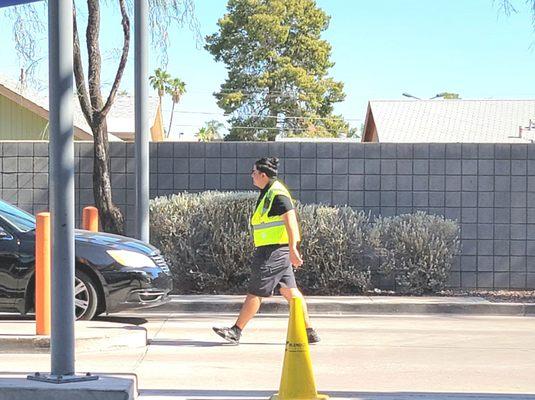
[1,141,535,290]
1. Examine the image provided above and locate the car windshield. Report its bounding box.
[0,200,36,232]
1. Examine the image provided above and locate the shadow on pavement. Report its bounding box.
[148,339,226,347]
[95,316,148,325]
[138,390,535,399]
[148,339,283,347]
[0,314,33,321]
[0,314,148,325]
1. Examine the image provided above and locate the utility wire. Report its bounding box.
[171,123,355,132]
[188,88,309,95]
[185,89,345,100]
[167,109,362,121]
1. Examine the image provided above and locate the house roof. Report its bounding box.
[0,76,95,140]
[105,94,159,139]
[364,99,535,143]
[0,75,159,141]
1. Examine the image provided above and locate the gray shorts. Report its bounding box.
[248,245,297,298]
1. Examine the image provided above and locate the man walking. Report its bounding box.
[213,157,320,345]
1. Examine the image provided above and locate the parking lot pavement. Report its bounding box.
[137,393,535,400]
[2,312,535,399]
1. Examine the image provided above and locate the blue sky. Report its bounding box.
[1,0,534,139]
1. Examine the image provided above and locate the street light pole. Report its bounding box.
[135,0,150,243]
[48,0,75,378]
[27,0,95,383]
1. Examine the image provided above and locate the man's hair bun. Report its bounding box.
[255,157,279,177]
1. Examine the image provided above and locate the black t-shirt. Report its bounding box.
[255,179,294,217]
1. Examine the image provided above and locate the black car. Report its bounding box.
[0,199,172,320]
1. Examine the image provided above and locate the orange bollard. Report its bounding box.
[35,212,51,336]
[82,206,99,232]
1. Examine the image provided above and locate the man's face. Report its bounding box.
[251,166,268,188]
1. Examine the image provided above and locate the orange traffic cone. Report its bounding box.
[271,297,328,400]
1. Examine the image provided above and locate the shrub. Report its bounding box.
[150,192,460,295]
[150,191,255,293]
[296,205,378,294]
[375,212,460,294]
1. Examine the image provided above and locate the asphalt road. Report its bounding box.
[2,312,535,399]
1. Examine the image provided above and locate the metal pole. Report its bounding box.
[135,0,150,243]
[49,0,75,377]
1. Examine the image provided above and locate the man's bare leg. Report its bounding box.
[213,294,262,344]
[235,294,263,330]
[279,287,320,343]
[279,287,311,328]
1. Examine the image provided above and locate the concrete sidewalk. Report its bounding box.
[3,313,535,399]
[139,295,535,316]
[0,319,147,353]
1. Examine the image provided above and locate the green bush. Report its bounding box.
[150,191,460,295]
[296,205,379,294]
[150,191,255,293]
[375,212,460,294]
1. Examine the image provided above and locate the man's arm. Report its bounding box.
[281,210,303,268]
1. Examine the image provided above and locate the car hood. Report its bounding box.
[74,229,158,256]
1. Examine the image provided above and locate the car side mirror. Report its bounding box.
[0,227,13,241]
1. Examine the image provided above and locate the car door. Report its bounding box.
[0,222,20,308]
[11,229,36,312]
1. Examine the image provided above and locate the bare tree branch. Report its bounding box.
[144,0,201,66]
[496,0,518,16]
[5,1,200,78]
[5,3,45,79]
[530,0,535,30]
[3,0,200,233]
[101,0,130,117]
[86,0,103,114]
[497,1,535,42]
[73,4,93,125]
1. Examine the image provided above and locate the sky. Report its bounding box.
[1,0,535,140]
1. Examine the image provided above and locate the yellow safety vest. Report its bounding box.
[250,180,294,247]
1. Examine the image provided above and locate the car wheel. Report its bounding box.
[75,270,98,320]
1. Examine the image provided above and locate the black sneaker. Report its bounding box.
[306,328,321,344]
[212,326,241,344]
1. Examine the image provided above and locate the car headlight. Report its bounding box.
[106,250,157,268]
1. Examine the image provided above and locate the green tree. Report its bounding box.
[166,77,187,137]
[149,71,187,138]
[347,125,360,139]
[150,68,171,99]
[205,0,349,141]
[149,68,171,137]
[196,120,224,142]
[435,92,460,99]
[5,1,199,234]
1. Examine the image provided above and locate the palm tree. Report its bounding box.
[196,127,209,142]
[166,78,186,138]
[196,120,224,142]
[149,68,171,99]
[149,68,171,136]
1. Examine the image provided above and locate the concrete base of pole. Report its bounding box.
[0,374,136,400]
[27,372,99,384]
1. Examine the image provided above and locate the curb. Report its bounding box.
[139,296,535,317]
